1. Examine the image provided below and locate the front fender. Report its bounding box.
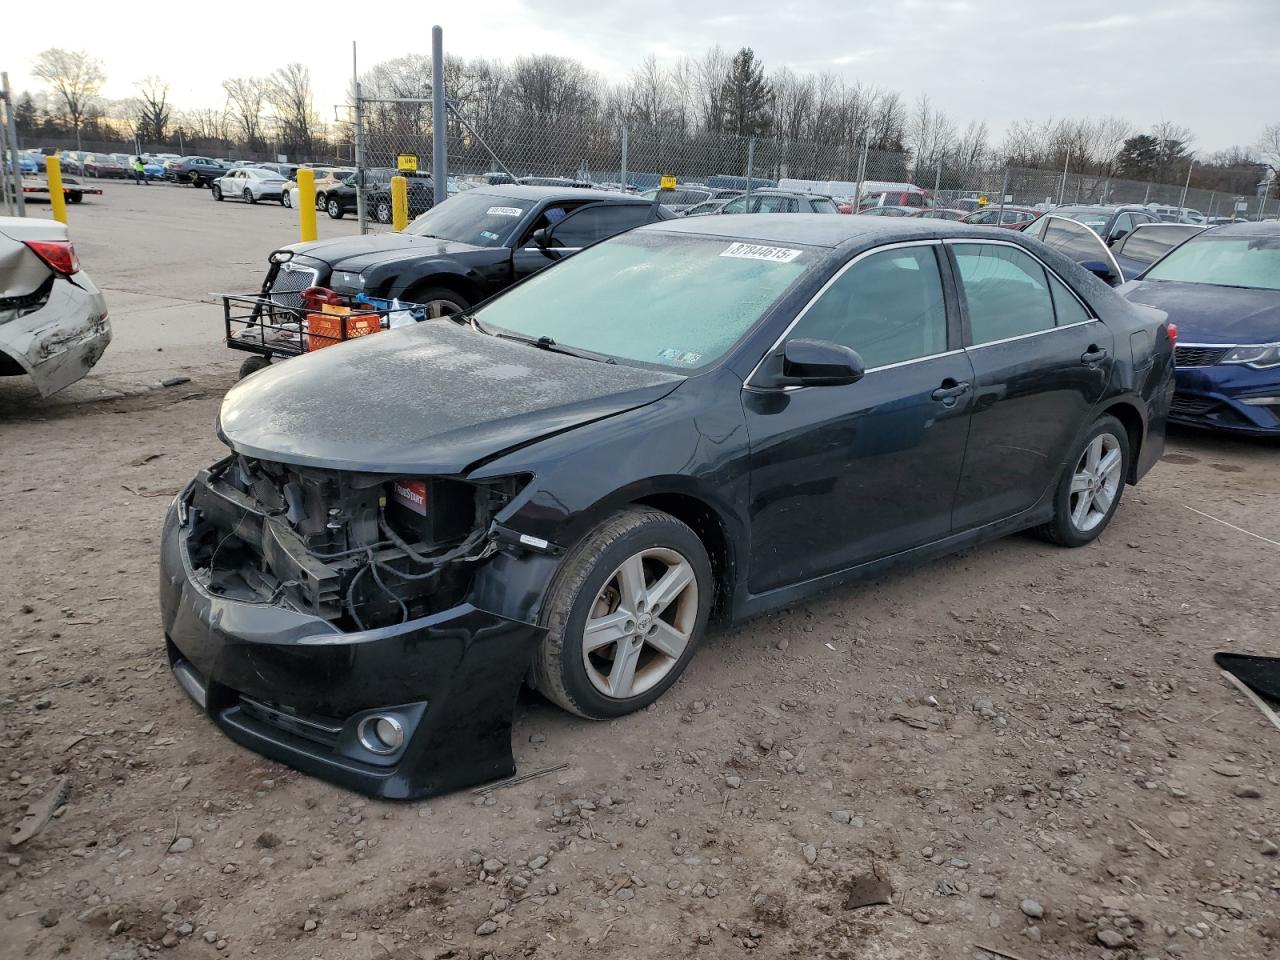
[466,370,751,622]
[368,258,492,301]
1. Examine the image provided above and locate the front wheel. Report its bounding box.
[374,200,392,224]
[531,508,713,719]
[211,184,223,201]
[1038,414,1130,547]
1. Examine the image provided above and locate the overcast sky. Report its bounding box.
[5,0,1277,152]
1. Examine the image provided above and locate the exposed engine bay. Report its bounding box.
[183,456,524,631]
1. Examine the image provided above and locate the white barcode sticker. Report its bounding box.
[486,206,523,217]
[719,242,802,263]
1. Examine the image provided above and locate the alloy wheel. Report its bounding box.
[581,547,698,700]
[1069,432,1122,532]
[422,298,464,318]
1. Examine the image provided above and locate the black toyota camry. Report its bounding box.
[161,216,1174,799]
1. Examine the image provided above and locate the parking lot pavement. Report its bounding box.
[1,345,1278,959]
[1,181,360,407]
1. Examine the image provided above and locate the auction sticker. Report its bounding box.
[719,242,802,263]
[486,206,524,217]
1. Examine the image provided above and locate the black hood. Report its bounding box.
[218,320,684,475]
[284,234,488,273]
[1120,279,1280,344]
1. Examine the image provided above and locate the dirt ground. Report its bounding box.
[2,187,1279,960]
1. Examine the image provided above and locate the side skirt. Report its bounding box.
[733,500,1056,621]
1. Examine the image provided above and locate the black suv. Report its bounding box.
[264,185,671,317]
[323,169,436,222]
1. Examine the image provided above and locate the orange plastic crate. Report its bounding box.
[305,306,383,352]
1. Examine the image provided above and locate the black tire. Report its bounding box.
[327,197,343,219]
[1038,414,1130,547]
[68,192,83,204]
[189,172,200,187]
[211,184,223,201]
[280,189,291,208]
[315,192,327,211]
[243,188,256,204]
[531,508,713,719]
[374,200,392,224]
[238,355,271,379]
[401,285,469,319]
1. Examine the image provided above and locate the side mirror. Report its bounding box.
[532,227,550,248]
[1081,260,1119,285]
[779,338,866,387]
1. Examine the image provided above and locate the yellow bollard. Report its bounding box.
[296,167,317,242]
[45,155,67,225]
[391,175,408,231]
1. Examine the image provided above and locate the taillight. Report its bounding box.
[24,239,79,276]
[1167,323,1178,346]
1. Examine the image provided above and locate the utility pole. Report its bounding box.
[1177,158,1194,220]
[432,26,447,206]
[2,72,26,216]
[1057,147,1070,207]
[619,125,628,191]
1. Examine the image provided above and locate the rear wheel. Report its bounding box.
[327,197,343,219]
[1038,414,1129,547]
[281,189,292,208]
[531,508,713,719]
[243,188,256,204]
[374,200,392,224]
[315,192,327,211]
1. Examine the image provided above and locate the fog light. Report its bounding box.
[357,715,405,754]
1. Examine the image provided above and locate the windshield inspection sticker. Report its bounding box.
[658,348,702,366]
[720,242,802,263]
[480,230,500,241]
[486,206,523,217]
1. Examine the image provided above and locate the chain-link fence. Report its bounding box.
[352,96,1275,232]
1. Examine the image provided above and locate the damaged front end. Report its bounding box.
[159,455,545,799]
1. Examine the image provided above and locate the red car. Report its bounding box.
[960,205,1041,229]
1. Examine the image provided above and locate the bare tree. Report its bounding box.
[31,48,106,149]
[135,76,172,143]
[1259,124,1280,179]
[267,63,318,156]
[222,76,269,148]
[695,46,731,133]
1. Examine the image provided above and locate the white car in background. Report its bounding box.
[282,168,356,209]
[0,217,110,397]
[211,167,291,205]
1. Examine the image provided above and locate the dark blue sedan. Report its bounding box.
[1119,221,1280,436]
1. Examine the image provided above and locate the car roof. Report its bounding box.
[746,188,833,199]
[639,213,1017,248]
[1203,219,1280,237]
[477,184,640,202]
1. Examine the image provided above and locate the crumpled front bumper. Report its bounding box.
[159,499,545,800]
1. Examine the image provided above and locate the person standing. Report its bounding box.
[132,157,147,185]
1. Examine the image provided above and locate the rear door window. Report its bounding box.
[953,243,1058,344]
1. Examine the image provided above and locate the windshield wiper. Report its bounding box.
[493,331,615,364]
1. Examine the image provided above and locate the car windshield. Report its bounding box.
[405,191,537,246]
[474,232,815,369]
[1057,209,1110,229]
[1142,233,1280,290]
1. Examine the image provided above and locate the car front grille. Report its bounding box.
[268,263,320,309]
[239,695,343,749]
[1170,396,1218,417]
[1174,346,1229,367]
